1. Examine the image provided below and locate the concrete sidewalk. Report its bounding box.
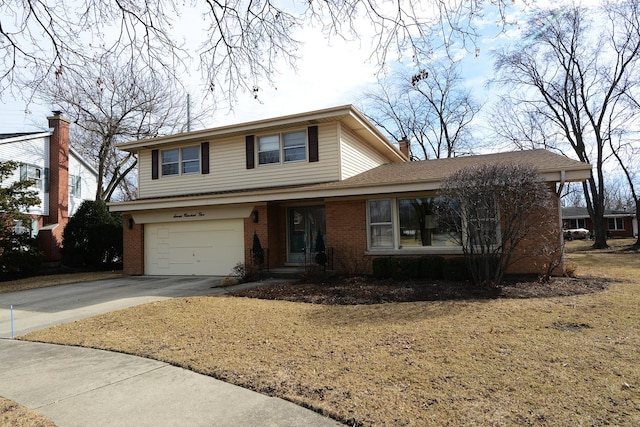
[0,339,341,427]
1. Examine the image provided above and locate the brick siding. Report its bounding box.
[122,214,144,275]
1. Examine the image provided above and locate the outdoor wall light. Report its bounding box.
[128,218,134,229]
[251,210,259,223]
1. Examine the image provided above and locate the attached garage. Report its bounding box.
[145,219,244,276]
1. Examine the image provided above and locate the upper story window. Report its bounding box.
[258,135,280,165]
[162,146,200,176]
[152,142,209,180]
[20,163,42,190]
[283,131,306,162]
[181,146,200,174]
[69,175,81,197]
[246,126,318,170]
[258,130,307,166]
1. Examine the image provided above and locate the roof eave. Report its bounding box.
[115,104,407,163]
[116,105,357,151]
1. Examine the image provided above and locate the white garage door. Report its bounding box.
[145,219,244,276]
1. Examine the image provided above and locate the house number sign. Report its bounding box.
[173,212,206,219]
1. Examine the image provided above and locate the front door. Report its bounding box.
[287,206,326,264]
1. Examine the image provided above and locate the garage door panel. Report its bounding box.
[145,219,244,276]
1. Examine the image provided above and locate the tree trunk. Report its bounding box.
[633,200,640,249]
[590,202,608,249]
[585,178,608,249]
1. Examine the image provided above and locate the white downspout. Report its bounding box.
[556,171,567,276]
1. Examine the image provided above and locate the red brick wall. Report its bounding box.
[244,205,270,267]
[607,216,635,238]
[40,113,70,262]
[325,199,371,274]
[267,204,286,267]
[564,214,635,239]
[122,214,144,275]
[322,191,565,277]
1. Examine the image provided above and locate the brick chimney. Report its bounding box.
[399,138,410,159]
[40,111,71,262]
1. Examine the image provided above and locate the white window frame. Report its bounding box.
[181,146,201,175]
[21,163,43,190]
[68,174,81,197]
[608,217,624,230]
[12,219,38,238]
[366,196,498,254]
[258,134,281,165]
[368,199,395,249]
[569,218,586,229]
[161,146,200,177]
[257,130,307,166]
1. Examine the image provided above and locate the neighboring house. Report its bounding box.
[562,207,638,239]
[109,105,592,276]
[0,112,98,262]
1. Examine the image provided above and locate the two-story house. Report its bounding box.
[0,112,98,262]
[109,105,592,277]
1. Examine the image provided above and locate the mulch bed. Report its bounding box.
[230,276,610,305]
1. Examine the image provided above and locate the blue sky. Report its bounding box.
[0,0,583,134]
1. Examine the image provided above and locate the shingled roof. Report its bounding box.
[313,149,592,191]
[111,149,592,212]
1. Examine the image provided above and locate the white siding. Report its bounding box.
[0,135,49,215]
[68,152,98,216]
[339,126,389,180]
[139,123,341,199]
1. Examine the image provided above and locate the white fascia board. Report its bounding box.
[109,167,589,213]
[0,131,51,145]
[69,147,99,176]
[115,105,357,151]
[108,181,441,213]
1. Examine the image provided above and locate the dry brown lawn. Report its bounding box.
[0,397,55,427]
[13,240,640,426]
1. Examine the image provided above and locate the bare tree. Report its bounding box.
[440,163,556,287]
[610,133,640,248]
[489,97,564,152]
[362,60,480,159]
[38,53,212,201]
[1,1,517,103]
[492,1,640,249]
[561,183,586,208]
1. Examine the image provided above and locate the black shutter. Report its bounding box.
[308,126,319,162]
[44,167,50,193]
[246,135,255,169]
[201,142,210,174]
[151,149,159,179]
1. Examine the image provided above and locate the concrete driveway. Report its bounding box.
[0,276,342,427]
[0,275,264,338]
